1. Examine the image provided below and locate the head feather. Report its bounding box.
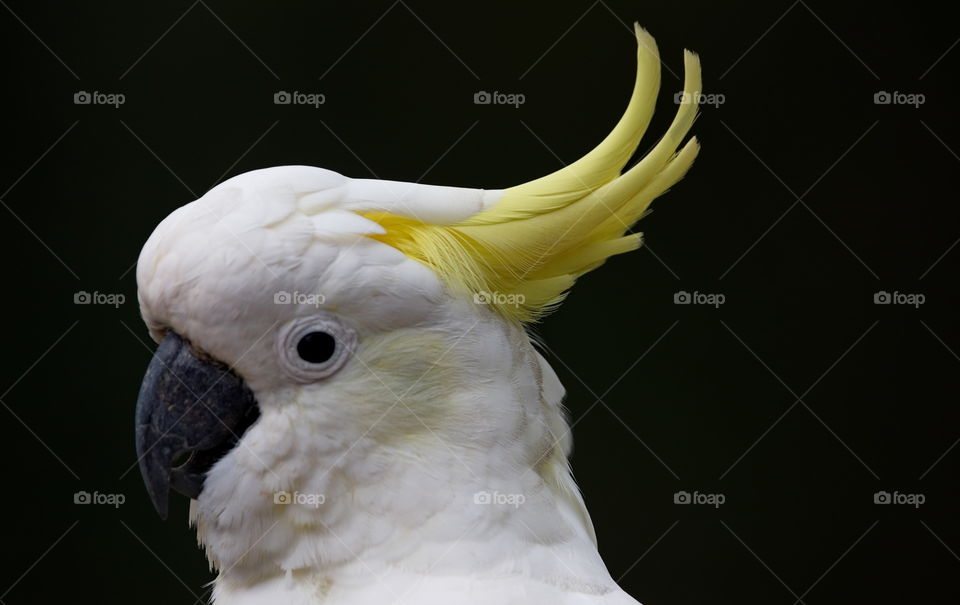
[365,24,702,323]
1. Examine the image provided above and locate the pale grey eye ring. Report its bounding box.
[275,316,357,383]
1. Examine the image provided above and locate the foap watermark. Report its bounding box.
[473,90,526,108]
[874,290,925,308]
[674,91,725,108]
[74,490,125,508]
[674,490,725,508]
[274,490,326,508]
[274,290,326,307]
[674,290,725,308]
[274,90,326,107]
[873,90,925,108]
[74,90,125,108]
[874,490,924,508]
[74,290,125,308]
[474,291,525,308]
[474,490,526,508]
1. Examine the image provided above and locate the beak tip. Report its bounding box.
[149,487,170,520]
[136,428,171,521]
[140,462,170,520]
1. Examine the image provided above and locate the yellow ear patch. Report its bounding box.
[365,24,702,323]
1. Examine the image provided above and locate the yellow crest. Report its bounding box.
[366,25,702,323]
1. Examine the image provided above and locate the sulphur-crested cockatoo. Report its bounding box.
[134,24,700,605]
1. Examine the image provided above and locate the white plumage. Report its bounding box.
[139,178,625,601]
[135,24,701,604]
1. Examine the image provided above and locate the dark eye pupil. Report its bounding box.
[296,331,336,363]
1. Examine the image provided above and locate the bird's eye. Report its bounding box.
[297,331,336,363]
[275,315,357,382]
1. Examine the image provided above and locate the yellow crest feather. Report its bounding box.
[365,24,702,323]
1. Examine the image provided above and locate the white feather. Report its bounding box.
[138,167,640,604]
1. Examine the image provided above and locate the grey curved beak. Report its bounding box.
[135,331,259,519]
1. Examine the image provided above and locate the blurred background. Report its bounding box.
[1,0,958,603]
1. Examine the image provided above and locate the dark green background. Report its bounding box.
[1,1,958,603]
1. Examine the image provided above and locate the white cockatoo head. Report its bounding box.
[134,24,701,594]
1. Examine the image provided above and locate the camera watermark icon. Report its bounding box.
[473,490,526,508]
[873,290,925,308]
[273,490,326,508]
[674,290,725,308]
[274,290,326,307]
[674,490,725,508]
[873,91,925,108]
[74,490,125,508]
[473,290,526,308]
[473,90,526,108]
[273,91,326,107]
[73,90,125,108]
[674,91,725,108]
[74,290,125,308]
[874,490,924,508]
